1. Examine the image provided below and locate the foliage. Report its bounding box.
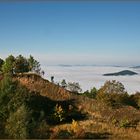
[96,80,130,107]
[67,82,82,93]
[83,87,97,98]
[0,74,18,119]
[0,75,35,138]
[14,55,29,73]
[2,55,15,74]
[1,54,43,76]
[98,80,126,95]
[5,105,31,139]
[129,92,140,108]
[1,59,140,139]
[28,55,42,74]
[119,118,130,128]
[71,119,79,133]
[53,104,65,122]
[55,104,64,122]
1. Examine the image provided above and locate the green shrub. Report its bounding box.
[2,55,15,74]
[0,74,18,119]
[5,105,31,139]
[83,87,97,98]
[0,75,35,138]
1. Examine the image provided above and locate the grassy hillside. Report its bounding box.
[0,73,139,139]
[11,73,140,139]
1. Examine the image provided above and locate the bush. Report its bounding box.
[2,55,15,74]
[96,80,130,107]
[46,103,67,124]
[119,118,130,128]
[53,104,65,122]
[5,105,31,139]
[129,92,140,108]
[83,87,97,98]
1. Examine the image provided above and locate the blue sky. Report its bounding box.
[0,2,140,66]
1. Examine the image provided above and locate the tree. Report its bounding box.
[2,55,15,74]
[51,76,54,83]
[5,105,31,139]
[97,80,129,107]
[14,55,29,73]
[0,58,4,72]
[83,87,97,98]
[1,55,44,76]
[61,79,67,88]
[98,80,126,95]
[0,74,18,123]
[67,82,82,93]
[0,74,35,138]
[28,55,41,74]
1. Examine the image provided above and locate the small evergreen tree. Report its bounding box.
[5,105,31,139]
[28,55,41,74]
[2,55,15,74]
[14,55,29,73]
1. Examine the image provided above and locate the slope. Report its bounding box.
[14,73,140,139]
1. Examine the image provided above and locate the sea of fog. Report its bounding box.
[43,66,140,94]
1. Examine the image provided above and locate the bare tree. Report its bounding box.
[67,82,82,93]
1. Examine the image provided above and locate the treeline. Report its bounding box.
[57,78,140,109]
[0,55,44,76]
[82,80,140,109]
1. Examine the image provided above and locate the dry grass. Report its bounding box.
[15,73,140,139]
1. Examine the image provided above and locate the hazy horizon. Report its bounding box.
[44,65,140,94]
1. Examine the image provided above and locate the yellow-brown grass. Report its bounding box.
[15,73,140,139]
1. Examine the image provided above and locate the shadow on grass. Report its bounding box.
[26,93,87,125]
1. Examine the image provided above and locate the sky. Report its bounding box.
[0,1,140,66]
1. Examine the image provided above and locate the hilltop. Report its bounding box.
[103,70,138,76]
